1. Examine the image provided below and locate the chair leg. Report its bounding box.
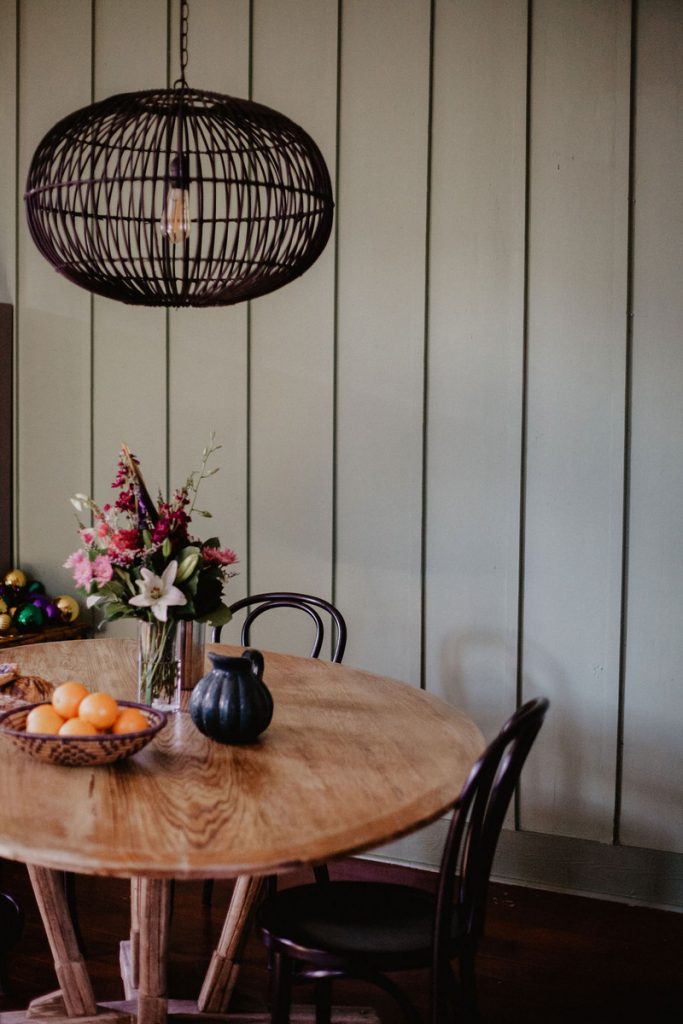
[0,890,23,997]
[459,945,479,1021]
[312,864,330,885]
[431,959,459,1024]
[314,977,332,1024]
[270,951,294,1024]
[201,878,214,906]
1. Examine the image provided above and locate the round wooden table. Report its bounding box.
[0,639,484,1024]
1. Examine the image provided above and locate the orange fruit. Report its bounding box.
[78,692,119,730]
[112,707,149,735]
[52,680,90,719]
[58,717,98,736]
[26,704,65,735]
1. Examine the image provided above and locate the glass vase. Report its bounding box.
[137,619,205,712]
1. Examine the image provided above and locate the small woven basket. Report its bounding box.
[0,701,166,767]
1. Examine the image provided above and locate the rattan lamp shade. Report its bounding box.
[24,87,334,308]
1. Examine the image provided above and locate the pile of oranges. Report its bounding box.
[25,681,149,737]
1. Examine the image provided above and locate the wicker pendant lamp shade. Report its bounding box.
[24,6,333,308]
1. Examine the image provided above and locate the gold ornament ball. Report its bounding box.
[4,569,27,588]
[0,597,7,615]
[0,613,12,633]
[55,595,80,622]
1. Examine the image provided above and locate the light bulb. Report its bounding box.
[161,155,190,244]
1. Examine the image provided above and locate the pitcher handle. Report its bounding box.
[242,649,264,676]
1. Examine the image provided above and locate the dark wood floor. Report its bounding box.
[1,857,681,1023]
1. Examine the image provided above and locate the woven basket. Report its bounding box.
[0,674,55,711]
[0,701,166,767]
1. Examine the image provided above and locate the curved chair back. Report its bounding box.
[432,697,549,1015]
[211,592,347,663]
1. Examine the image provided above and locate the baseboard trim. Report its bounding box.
[364,822,683,911]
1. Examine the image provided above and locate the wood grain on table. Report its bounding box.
[0,639,484,881]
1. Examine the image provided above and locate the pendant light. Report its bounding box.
[24,0,333,308]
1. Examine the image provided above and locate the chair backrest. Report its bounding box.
[211,591,347,663]
[433,698,549,961]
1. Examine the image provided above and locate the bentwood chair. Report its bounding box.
[0,889,23,996]
[202,592,347,909]
[210,591,347,663]
[257,698,549,1024]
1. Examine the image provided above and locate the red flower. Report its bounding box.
[203,547,238,567]
[108,529,141,558]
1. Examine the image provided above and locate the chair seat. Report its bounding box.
[259,881,460,970]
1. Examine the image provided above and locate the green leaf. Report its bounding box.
[202,603,232,628]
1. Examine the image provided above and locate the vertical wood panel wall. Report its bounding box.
[1,0,681,901]
[523,0,630,841]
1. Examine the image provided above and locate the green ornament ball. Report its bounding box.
[15,603,46,632]
[27,580,46,595]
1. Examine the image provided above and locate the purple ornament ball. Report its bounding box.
[44,602,61,623]
[31,594,51,610]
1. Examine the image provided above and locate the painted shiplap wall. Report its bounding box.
[1,0,681,901]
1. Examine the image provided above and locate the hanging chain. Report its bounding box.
[178,0,189,88]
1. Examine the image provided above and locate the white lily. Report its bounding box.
[129,561,187,622]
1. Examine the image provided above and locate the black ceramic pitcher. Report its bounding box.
[188,648,273,744]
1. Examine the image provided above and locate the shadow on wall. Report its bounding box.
[437,627,625,842]
[442,628,681,855]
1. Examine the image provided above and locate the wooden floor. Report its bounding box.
[1,857,681,1023]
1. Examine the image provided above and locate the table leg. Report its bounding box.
[25,865,96,1018]
[136,879,171,1024]
[197,875,264,1014]
[119,878,141,1000]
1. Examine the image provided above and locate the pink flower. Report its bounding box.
[64,549,88,570]
[92,555,113,585]
[96,519,110,539]
[73,559,93,588]
[80,528,95,546]
[64,548,94,589]
[203,547,238,566]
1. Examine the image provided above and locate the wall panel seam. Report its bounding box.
[515,0,533,830]
[13,0,20,566]
[330,0,343,625]
[614,0,639,847]
[165,0,172,499]
[245,0,254,596]
[419,0,436,693]
[89,0,96,503]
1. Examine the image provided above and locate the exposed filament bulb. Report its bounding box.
[161,156,190,245]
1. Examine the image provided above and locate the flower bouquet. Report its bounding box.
[65,437,237,709]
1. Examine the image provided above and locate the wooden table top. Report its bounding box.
[0,638,484,880]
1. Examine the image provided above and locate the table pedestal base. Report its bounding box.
[0,992,379,1024]
[0,991,132,1024]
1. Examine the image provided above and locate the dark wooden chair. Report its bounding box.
[202,591,347,908]
[211,591,347,663]
[257,697,549,1024]
[0,889,23,996]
